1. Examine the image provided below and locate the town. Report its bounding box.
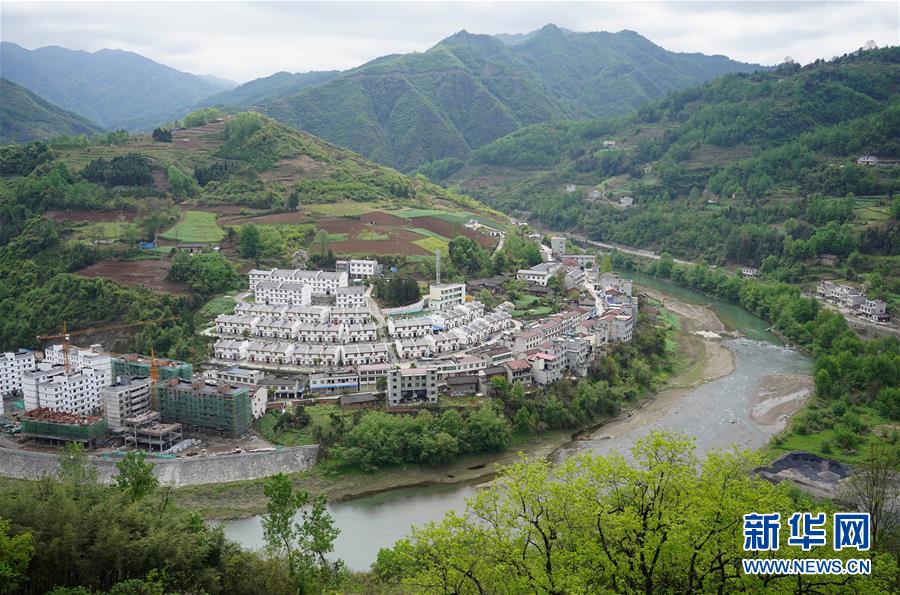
[0,234,638,455]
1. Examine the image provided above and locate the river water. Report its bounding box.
[221,275,812,571]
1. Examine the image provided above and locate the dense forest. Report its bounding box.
[449,47,900,275]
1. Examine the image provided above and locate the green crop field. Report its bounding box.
[160,211,225,243]
[73,221,127,241]
[406,227,449,240]
[307,201,394,217]
[413,236,449,255]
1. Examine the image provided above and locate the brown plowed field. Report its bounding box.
[329,239,430,256]
[357,212,410,226]
[76,259,189,294]
[44,210,137,222]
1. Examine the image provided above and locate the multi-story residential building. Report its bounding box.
[0,349,36,397]
[309,369,360,394]
[341,343,390,366]
[562,337,593,377]
[517,262,560,286]
[211,366,265,386]
[330,307,371,325]
[255,281,313,306]
[503,359,533,386]
[283,305,331,323]
[358,363,392,389]
[427,283,466,311]
[612,314,634,343]
[158,378,251,438]
[550,236,567,258]
[334,285,367,309]
[595,272,633,296]
[529,352,563,386]
[396,337,434,360]
[112,354,192,382]
[215,339,248,361]
[102,376,152,431]
[43,344,113,386]
[249,269,349,293]
[23,367,104,416]
[387,368,438,406]
[513,329,544,355]
[345,323,378,343]
[21,408,109,449]
[246,341,295,365]
[560,253,596,269]
[860,299,890,322]
[292,344,341,367]
[254,317,298,340]
[388,317,434,338]
[336,259,383,279]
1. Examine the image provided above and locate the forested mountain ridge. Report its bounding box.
[201,70,341,109]
[448,47,900,277]
[0,42,237,131]
[0,78,104,143]
[247,25,761,171]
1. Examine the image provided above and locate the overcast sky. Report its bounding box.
[2,1,898,83]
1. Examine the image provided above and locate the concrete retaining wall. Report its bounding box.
[0,445,319,487]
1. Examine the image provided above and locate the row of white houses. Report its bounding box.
[214,339,390,367]
[216,316,378,343]
[233,302,371,325]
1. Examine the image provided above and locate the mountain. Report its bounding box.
[247,25,762,171]
[0,78,104,143]
[202,70,341,109]
[0,42,237,131]
[446,47,900,268]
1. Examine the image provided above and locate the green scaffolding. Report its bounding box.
[158,385,251,437]
[21,417,108,440]
[111,357,193,381]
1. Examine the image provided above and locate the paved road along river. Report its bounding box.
[221,275,813,571]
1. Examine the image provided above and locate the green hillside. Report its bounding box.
[202,70,341,109]
[0,42,236,130]
[252,26,761,171]
[0,78,104,143]
[448,47,900,277]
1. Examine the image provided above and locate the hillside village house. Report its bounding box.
[529,352,563,386]
[740,267,759,277]
[603,140,617,148]
[565,184,577,193]
[503,359,533,386]
[857,155,878,165]
[427,283,466,311]
[619,196,634,207]
[335,259,382,279]
[860,299,890,322]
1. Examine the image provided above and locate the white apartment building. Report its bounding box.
[215,339,248,361]
[517,262,561,286]
[341,343,390,366]
[43,344,113,386]
[387,367,438,406]
[255,281,313,306]
[330,307,371,325]
[102,377,152,430]
[24,367,103,416]
[212,366,265,386]
[1,350,36,397]
[249,269,349,293]
[427,283,466,311]
[345,323,378,343]
[550,236,567,257]
[292,344,341,367]
[283,305,331,323]
[335,286,366,309]
[529,353,563,386]
[388,317,434,339]
[336,259,382,279]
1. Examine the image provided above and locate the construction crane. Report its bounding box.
[36,316,178,375]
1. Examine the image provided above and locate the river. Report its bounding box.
[221,275,812,571]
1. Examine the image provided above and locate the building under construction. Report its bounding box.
[112,354,192,383]
[20,407,108,448]
[158,378,251,438]
[123,411,182,452]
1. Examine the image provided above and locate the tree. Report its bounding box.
[240,223,262,265]
[114,450,159,501]
[375,377,387,404]
[151,127,172,142]
[448,235,488,277]
[599,254,613,273]
[0,518,35,593]
[838,444,899,551]
[262,474,343,592]
[376,433,891,593]
[287,187,300,211]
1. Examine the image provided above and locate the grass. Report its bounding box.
[412,236,449,255]
[767,406,894,464]
[405,227,449,240]
[513,295,539,308]
[357,231,390,240]
[160,211,225,243]
[198,294,237,324]
[323,232,348,242]
[394,208,499,228]
[255,404,354,447]
[307,201,394,217]
[73,221,127,241]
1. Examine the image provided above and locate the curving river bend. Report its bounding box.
[221,275,813,571]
